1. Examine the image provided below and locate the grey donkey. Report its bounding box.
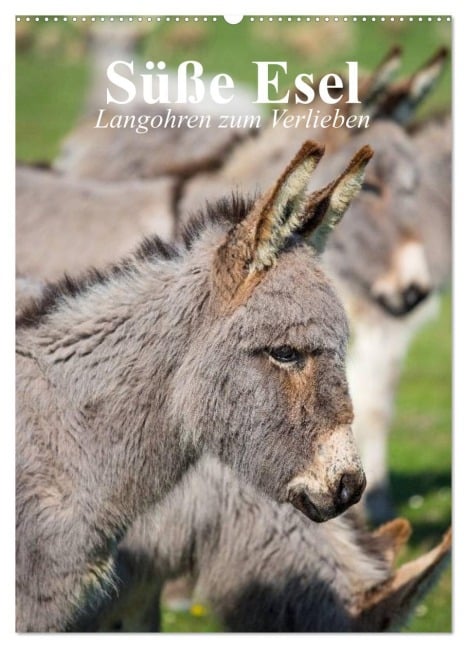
[16,141,372,631]
[16,50,451,526]
[177,47,450,522]
[78,457,451,633]
[344,52,451,520]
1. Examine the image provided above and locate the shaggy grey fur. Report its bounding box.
[81,458,450,633]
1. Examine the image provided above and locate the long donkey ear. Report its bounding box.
[371,517,412,566]
[353,527,452,631]
[361,45,403,115]
[372,47,449,124]
[298,145,374,254]
[213,140,324,301]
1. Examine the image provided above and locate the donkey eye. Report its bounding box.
[361,181,382,196]
[268,346,302,364]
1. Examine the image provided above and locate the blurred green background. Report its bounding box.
[16,15,452,633]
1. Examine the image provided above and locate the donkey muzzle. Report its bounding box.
[286,424,366,522]
[371,240,432,317]
[287,470,366,522]
[375,283,430,317]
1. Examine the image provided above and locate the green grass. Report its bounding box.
[389,294,452,632]
[16,17,452,633]
[161,606,223,633]
[16,54,88,162]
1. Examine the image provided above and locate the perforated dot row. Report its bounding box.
[15,16,452,23]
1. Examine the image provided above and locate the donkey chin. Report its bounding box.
[285,426,367,523]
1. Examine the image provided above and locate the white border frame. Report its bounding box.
[2,1,464,645]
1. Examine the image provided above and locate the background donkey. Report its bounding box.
[16,166,175,281]
[16,142,371,631]
[344,53,451,520]
[410,112,451,291]
[53,22,258,184]
[76,457,451,633]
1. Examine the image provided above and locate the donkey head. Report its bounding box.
[363,47,449,126]
[320,47,449,317]
[319,120,432,317]
[173,141,372,522]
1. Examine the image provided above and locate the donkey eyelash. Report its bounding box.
[266,346,325,368]
[268,346,303,365]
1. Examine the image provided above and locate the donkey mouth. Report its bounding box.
[287,489,330,523]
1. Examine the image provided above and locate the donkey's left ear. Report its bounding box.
[361,45,403,115]
[298,145,373,254]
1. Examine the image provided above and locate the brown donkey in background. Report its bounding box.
[16,142,371,631]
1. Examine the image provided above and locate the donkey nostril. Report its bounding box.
[337,474,352,506]
[340,484,351,505]
[403,284,429,311]
[336,472,366,509]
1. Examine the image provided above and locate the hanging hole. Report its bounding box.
[224,15,243,25]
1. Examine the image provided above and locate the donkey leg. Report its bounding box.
[347,295,440,524]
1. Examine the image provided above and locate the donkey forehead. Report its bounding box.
[312,122,419,197]
[235,246,349,350]
[339,138,420,236]
[349,187,416,238]
[365,123,420,192]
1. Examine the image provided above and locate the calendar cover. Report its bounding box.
[15,15,452,633]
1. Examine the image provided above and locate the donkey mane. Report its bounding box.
[179,193,255,249]
[16,264,136,330]
[16,193,256,330]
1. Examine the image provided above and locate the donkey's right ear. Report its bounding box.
[212,140,325,304]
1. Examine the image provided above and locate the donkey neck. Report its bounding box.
[17,247,213,515]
